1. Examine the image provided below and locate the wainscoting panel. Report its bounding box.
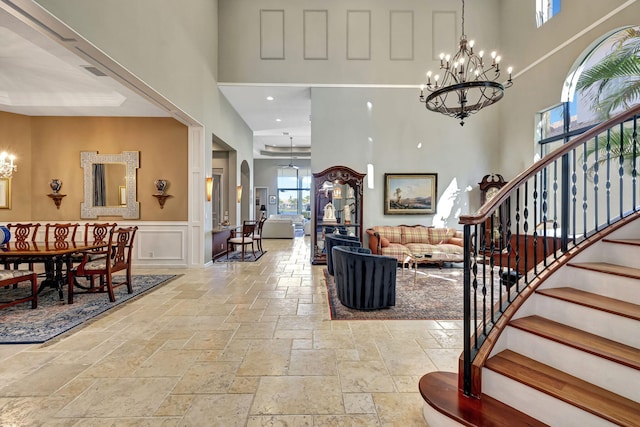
[390,11,413,60]
[432,11,457,60]
[346,10,371,60]
[260,9,285,59]
[136,227,186,266]
[304,10,328,60]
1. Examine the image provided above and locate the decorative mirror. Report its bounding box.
[80,151,140,219]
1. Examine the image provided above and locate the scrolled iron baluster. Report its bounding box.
[593,135,599,231]
[619,122,625,217]
[606,128,612,224]
[582,141,588,238]
[571,148,578,245]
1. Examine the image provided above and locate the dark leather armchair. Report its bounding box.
[331,245,396,310]
[325,233,361,276]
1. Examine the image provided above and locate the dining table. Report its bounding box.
[0,241,107,301]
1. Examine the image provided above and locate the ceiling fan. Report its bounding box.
[281,135,299,169]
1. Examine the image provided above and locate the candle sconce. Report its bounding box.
[47,178,66,209]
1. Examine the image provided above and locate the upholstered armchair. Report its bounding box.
[331,245,396,310]
[325,233,361,276]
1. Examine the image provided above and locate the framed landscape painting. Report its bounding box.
[384,173,437,215]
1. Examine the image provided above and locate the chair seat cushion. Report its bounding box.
[0,270,34,280]
[229,237,253,244]
[82,257,112,271]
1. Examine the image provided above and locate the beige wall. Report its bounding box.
[0,112,188,222]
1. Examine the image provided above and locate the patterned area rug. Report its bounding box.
[0,275,178,344]
[215,250,266,262]
[325,266,469,320]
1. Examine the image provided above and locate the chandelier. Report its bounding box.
[0,152,17,178]
[419,0,513,126]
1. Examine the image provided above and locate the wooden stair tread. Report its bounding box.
[536,287,640,321]
[510,315,640,370]
[486,350,640,427]
[603,238,640,246]
[419,371,548,427]
[567,261,640,279]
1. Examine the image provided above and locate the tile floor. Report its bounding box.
[0,236,463,426]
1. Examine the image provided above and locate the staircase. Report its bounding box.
[421,215,640,427]
[420,105,640,426]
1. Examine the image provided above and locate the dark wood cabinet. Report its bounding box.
[212,228,231,260]
[311,166,365,265]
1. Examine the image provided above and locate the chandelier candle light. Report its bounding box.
[0,152,17,178]
[419,0,513,125]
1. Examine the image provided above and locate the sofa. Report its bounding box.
[261,217,295,239]
[268,214,307,230]
[332,245,396,310]
[366,225,465,265]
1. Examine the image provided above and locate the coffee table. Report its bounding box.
[403,252,454,284]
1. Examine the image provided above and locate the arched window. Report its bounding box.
[536,26,640,156]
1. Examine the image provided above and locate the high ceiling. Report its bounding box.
[0,6,309,160]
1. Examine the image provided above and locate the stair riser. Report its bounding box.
[500,327,640,402]
[482,369,620,427]
[540,268,640,305]
[520,294,640,348]
[574,241,640,269]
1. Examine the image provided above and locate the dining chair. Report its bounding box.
[227,221,256,260]
[5,223,41,271]
[0,269,38,310]
[44,223,79,245]
[67,226,138,304]
[253,217,267,252]
[73,223,117,287]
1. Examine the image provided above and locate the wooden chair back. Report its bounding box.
[45,223,79,244]
[84,223,117,246]
[7,223,40,242]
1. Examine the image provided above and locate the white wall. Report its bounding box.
[311,87,501,231]
[218,0,501,85]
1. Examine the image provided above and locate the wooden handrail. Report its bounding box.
[460,104,640,225]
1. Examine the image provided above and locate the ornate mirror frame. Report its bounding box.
[80,151,140,219]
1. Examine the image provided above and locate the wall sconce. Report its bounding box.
[236,185,243,203]
[47,178,66,209]
[205,177,213,201]
[0,152,17,178]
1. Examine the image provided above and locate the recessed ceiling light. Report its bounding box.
[266,96,274,101]
[275,118,282,122]
[417,142,422,148]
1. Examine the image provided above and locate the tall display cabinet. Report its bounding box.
[311,166,365,265]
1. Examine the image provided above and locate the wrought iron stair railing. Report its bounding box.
[459,104,640,397]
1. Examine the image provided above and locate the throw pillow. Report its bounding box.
[380,236,390,247]
[448,237,464,246]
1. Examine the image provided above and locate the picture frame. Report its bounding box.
[384,173,437,215]
[269,195,277,205]
[0,178,10,209]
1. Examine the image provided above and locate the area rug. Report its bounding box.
[324,266,495,320]
[215,250,266,262]
[0,275,178,344]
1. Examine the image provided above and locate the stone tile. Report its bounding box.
[56,377,178,418]
[343,393,376,414]
[237,339,291,376]
[251,376,343,415]
[172,361,239,394]
[373,392,426,427]
[247,415,313,426]
[181,394,253,426]
[288,349,337,375]
[0,363,89,397]
[338,361,395,393]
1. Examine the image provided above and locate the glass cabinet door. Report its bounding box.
[311,166,365,265]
